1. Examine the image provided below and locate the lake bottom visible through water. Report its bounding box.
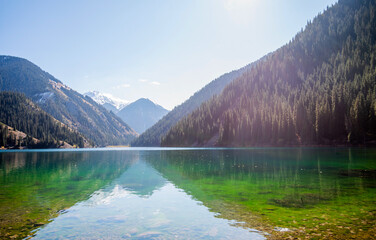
[0,148,375,239]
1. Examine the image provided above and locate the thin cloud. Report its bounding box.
[113,83,131,89]
[150,81,161,86]
[138,78,160,86]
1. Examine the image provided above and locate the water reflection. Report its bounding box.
[146,148,376,233]
[1,148,375,239]
[114,156,167,197]
[0,151,137,239]
[32,155,264,240]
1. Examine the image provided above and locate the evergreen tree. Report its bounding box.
[161,0,376,147]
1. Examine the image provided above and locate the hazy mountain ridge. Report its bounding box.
[131,56,268,146]
[117,98,169,134]
[84,91,129,113]
[0,56,138,146]
[161,0,376,147]
[84,91,169,134]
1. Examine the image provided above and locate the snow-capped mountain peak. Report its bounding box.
[84,91,129,110]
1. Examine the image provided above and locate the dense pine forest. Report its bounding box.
[162,0,376,147]
[0,92,86,148]
[131,56,267,146]
[0,56,138,147]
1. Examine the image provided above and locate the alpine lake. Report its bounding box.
[0,148,375,239]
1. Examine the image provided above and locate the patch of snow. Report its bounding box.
[35,92,54,103]
[84,91,130,110]
[48,79,71,90]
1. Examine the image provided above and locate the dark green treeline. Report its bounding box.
[162,0,376,147]
[0,92,85,148]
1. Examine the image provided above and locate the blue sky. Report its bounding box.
[0,0,337,110]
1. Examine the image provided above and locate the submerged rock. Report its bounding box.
[33,223,45,227]
[274,227,290,232]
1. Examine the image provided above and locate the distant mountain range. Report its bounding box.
[117,98,169,134]
[84,91,129,113]
[2,0,374,149]
[0,56,138,147]
[84,91,169,135]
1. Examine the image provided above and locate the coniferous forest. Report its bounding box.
[0,56,138,147]
[2,1,376,240]
[162,0,376,147]
[131,60,261,146]
[0,92,86,148]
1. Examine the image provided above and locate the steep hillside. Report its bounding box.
[131,57,267,146]
[162,0,376,147]
[0,56,138,146]
[0,92,86,148]
[117,98,168,134]
[1,122,38,148]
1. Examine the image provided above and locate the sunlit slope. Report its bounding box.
[162,0,376,147]
[0,56,138,146]
[132,57,267,146]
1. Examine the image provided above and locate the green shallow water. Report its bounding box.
[0,148,375,239]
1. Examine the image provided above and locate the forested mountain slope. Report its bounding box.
[162,0,376,147]
[0,56,138,146]
[0,92,87,148]
[132,57,267,146]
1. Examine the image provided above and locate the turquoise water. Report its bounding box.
[0,148,375,239]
